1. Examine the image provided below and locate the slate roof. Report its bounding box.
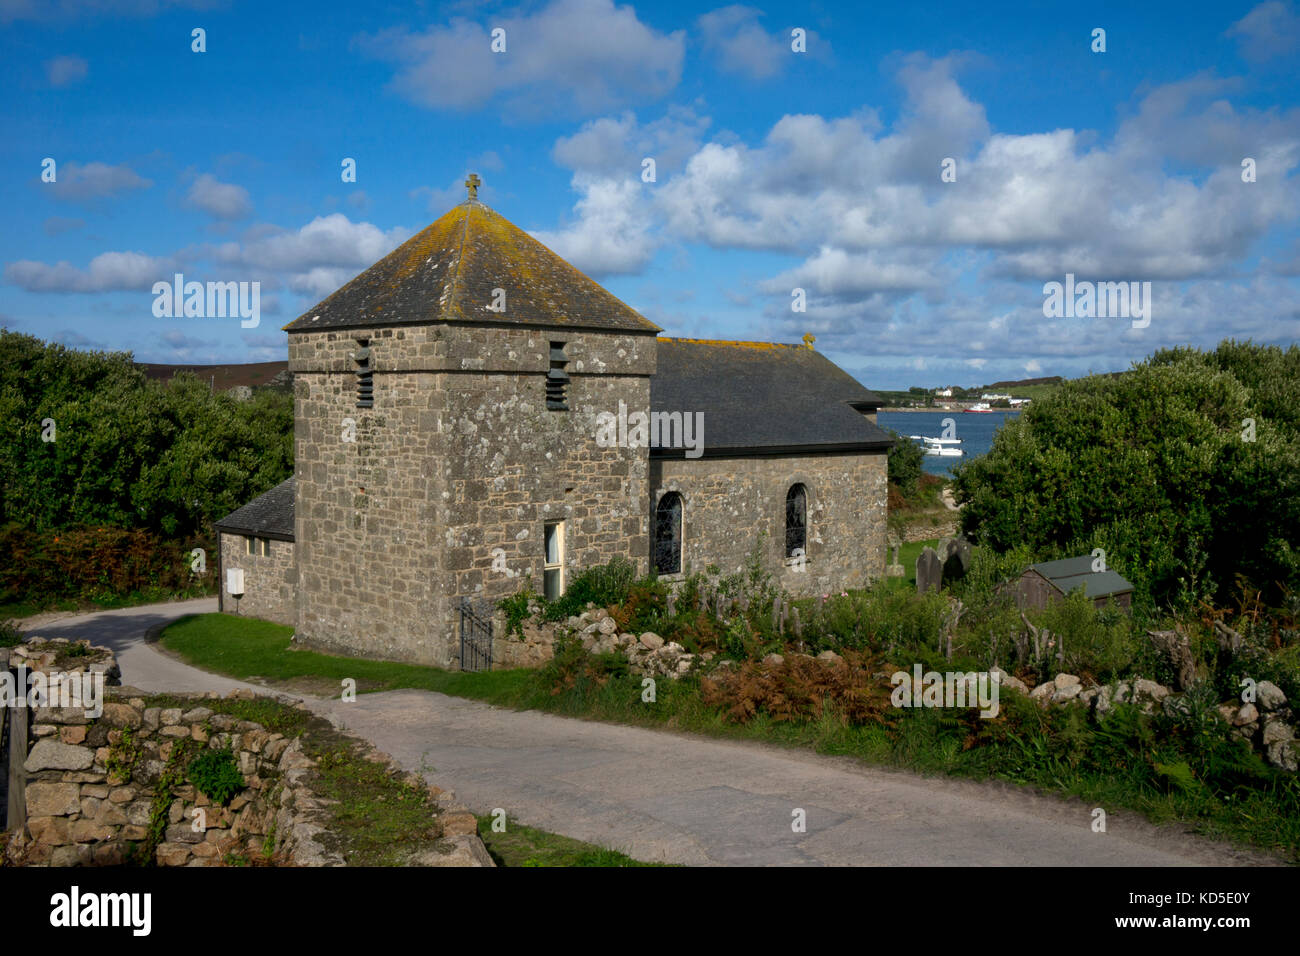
[650,338,892,455]
[1026,556,1134,599]
[214,478,296,541]
[283,200,660,335]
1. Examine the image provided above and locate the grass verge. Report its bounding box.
[160,612,1300,863]
[475,816,672,867]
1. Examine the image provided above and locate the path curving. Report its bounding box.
[15,600,1282,867]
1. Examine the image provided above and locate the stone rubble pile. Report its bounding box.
[1,636,121,685]
[991,668,1298,772]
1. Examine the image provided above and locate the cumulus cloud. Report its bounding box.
[4,251,176,292]
[7,212,408,303]
[213,213,411,297]
[45,55,87,87]
[186,173,253,220]
[552,106,711,178]
[357,0,685,116]
[524,52,1299,382]
[696,5,786,80]
[45,161,152,202]
[655,55,1299,283]
[1226,1,1300,61]
[532,176,657,276]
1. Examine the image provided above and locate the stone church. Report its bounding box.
[215,179,892,667]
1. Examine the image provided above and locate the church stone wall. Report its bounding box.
[649,450,888,596]
[289,327,446,665]
[289,323,657,667]
[217,533,296,627]
[435,326,657,662]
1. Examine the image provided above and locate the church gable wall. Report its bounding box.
[650,450,887,595]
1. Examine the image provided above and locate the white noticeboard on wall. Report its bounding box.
[226,568,245,597]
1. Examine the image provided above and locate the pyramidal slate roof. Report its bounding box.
[1027,556,1134,599]
[214,477,295,540]
[651,338,892,455]
[283,200,660,334]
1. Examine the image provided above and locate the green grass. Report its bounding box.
[161,612,1300,863]
[159,613,533,701]
[475,816,671,867]
[303,737,445,866]
[881,538,939,592]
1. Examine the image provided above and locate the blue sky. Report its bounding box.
[2,0,1298,389]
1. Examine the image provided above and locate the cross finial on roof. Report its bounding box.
[802,332,816,350]
[465,173,481,200]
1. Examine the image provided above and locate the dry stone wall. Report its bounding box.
[2,637,492,866]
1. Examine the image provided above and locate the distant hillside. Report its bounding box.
[985,376,1064,389]
[136,361,289,390]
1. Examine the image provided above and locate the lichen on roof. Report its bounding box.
[657,337,796,351]
[284,200,660,334]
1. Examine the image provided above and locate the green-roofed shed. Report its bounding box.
[1010,555,1134,612]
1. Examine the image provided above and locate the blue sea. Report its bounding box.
[877,410,1021,477]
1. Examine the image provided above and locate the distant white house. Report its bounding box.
[935,387,953,398]
[981,393,1012,401]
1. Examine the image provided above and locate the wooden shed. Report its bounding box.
[1006,556,1134,612]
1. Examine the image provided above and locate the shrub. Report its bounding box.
[886,428,924,497]
[953,340,1300,610]
[1030,590,1138,682]
[700,650,892,726]
[0,618,22,647]
[188,746,246,806]
[539,557,637,621]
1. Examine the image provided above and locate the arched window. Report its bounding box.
[785,484,807,558]
[654,492,683,574]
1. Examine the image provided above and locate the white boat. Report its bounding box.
[964,402,994,413]
[909,435,964,458]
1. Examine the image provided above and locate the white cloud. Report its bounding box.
[532,176,656,276]
[4,251,175,292]
[186,173,252,220]
[759,247,941,297]
[6,213,408,303]
[358,0,685,116]
[552,107,711,178]
[696,5,786,80]
[1226,1,1300,61]
[45,55,87,87]
[46,161,152,201]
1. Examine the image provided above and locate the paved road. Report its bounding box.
[16,598,260,697]
[15,601,1280,866]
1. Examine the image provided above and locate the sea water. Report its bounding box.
[876,410,1021,478]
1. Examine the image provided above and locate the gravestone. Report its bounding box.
[942,537,972,583]
[935,537,954,563]
[916,547,943,594]
[886,535,904,577]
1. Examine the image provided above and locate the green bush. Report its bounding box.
[187,746,246,806]
[1030,590,1138,681]
[0,618,22,647]
[539,557,637,621]
[885,428,925,497]
[953,340,1300,610]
